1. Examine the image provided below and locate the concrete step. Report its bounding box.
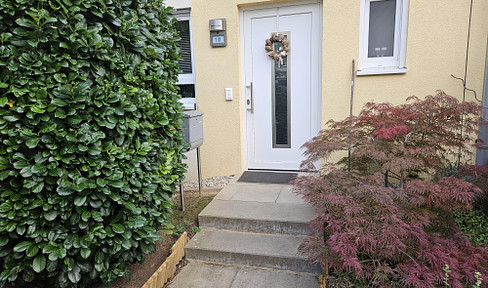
[198,184,316,235]
[185,228,321,274]
[167,260,319,288]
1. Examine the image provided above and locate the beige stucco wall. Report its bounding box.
[189,0,488,178]
[323,0,488,120]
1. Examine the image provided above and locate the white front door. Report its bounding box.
[243,3,322,171]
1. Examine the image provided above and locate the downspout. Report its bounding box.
[462,0,474,106]
[476,37,488,166]
[348,59,355,172]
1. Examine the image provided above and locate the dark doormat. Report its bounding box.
[238,171,298,184]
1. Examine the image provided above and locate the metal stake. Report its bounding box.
[179,184,185,212]
[196,147,202,195]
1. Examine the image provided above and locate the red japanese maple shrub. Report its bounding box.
[294,92,488,287]
[458,165,488,212]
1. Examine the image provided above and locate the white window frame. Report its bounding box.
[357,0,409,75]
[173,9,197,110]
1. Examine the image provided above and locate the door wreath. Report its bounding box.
[265,33,289,65]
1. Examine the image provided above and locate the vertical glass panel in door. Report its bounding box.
[272,36,290,148]
[368,0,396,58]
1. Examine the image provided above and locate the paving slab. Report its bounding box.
[200,199,315,223]
[276,186,307,204]
[231,266,319,288]
[213,185,239,200]
[168,261,319,288]
[167,261,239,288]
[230,185,281,202]
[199,199,315,234]
[214,183,283,202]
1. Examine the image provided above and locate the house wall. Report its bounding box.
[188,0,488,178]
[324,0,488,119]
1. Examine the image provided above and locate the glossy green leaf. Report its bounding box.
[111,224,125,234]
[54,73,66,83]
[32,254,46,273]
[14,161,30,169]
[52,86,71,99]
[109,180,124,188]
[94,249,104,263]
[25,138,41,148]
[142,184,157,194]
[15,18,36,28]
[44,210,58,221]
[0,202,12,213]
[51,99,68,107]
[26,245,39,257]
[74,196,87,206]
[96,178,107,187]
[67,266,81,283]
[13,241,32,253]
[64,257,75,271]
[0,236,8,247]
[39,122,56,133]
[57,186,74,196]
[4,115,20,122]
[30,106,46,114]
[32,182,44,193]
[80,248,91,259]
[19,166,32,178]
[31,164,46,174]
[81,211,91,222]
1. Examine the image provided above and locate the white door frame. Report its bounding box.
[240,1,322,171]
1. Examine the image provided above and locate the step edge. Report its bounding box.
[199,214,313,224]
[198,218,312,235]
[192,227,311,238]
[187,259,319,277]
[185,246,308,261]
[185,249,321,274]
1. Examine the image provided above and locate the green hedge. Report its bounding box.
[0,0,186,287]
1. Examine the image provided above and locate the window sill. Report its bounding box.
[180,98,197,110]
[356,67,407,76]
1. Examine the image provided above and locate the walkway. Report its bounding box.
[168,175,320,288]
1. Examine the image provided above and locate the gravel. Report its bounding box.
[182,175,236,191]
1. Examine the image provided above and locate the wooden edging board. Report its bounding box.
[319,261,328,288]
[141,231,189,288]
[319,275,326,288]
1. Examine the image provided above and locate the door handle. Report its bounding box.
[246,82,254,113]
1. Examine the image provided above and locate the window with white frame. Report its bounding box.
[173,9,197,109]
[358,0,409,75]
